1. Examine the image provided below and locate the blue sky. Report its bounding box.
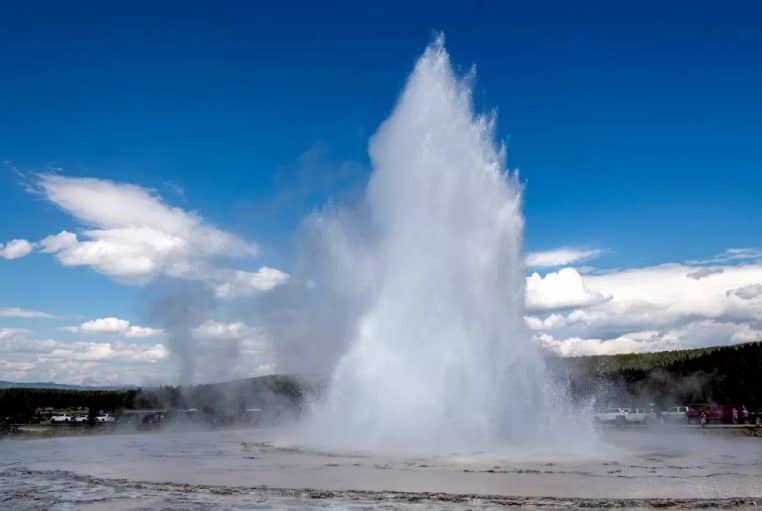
[1,1,761,384]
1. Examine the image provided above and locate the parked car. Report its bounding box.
[594,408,628,424]
[74,415,89,424]
[625,408,656,424]
[96,413,115,424]
[50,413,72,424]
[662,406,689,423]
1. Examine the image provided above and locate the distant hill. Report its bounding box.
[557,341,761,373]
[549,341,762,409]
[0,381,136,391]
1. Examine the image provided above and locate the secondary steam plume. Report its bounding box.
[145,281,214,385]
[294,36,596,453]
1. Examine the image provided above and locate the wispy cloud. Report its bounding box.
[688,247,762,266]
[687,267,724,280]
[0,307,54,319]
[526,247,605,268]
[726,283,762,300]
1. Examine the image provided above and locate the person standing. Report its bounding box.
[732,407,738,424]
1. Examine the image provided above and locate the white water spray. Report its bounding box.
[305,37,594,453]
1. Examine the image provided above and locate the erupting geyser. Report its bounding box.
[307,37,594,453]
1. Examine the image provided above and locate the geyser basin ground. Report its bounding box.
[1,428,760,509]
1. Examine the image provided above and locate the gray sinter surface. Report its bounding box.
[1,426,760,509]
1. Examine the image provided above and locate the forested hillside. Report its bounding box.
[550,341,762,409]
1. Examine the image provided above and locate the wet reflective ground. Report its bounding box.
[1,427,760,509]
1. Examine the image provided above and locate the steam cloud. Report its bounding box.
[263,36,596,453]
[145,282,214,385]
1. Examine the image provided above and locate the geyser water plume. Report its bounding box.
[303,37,595,453]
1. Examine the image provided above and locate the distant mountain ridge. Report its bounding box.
[0,381,136,391]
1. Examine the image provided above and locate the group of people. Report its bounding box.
[698,405,754,426]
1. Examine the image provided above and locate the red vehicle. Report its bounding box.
[687,404,734,424]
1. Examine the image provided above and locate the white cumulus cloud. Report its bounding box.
[191,320,250,341]
[212,267,290,298]
[524,313,567,331]
[536,331,682,357]
[31,174,288,296]
[527,256,762,356]
[0,238,34,259]
[526,267,610,311]
[37,174,254,280]
[62,317,163,338]
[0,327,170,385]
